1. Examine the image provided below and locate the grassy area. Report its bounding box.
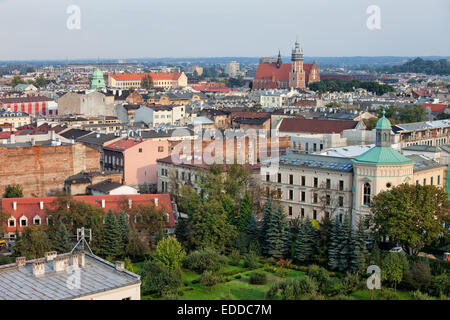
[350,289,413,300]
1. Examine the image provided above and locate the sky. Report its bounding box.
[0,0,449,60]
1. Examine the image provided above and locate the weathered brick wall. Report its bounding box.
[0,143,100,197]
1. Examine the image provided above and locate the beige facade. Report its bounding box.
[0,111,30,129]
[73,283,140,300]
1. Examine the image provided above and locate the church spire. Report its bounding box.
[276,49,282,68]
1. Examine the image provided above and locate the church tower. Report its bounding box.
[276,50,282,69]
[289,38,305,89]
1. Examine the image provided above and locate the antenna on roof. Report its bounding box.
[71,227,93,254]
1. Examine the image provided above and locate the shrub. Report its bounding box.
[377,288,399,300]
[428,273,450,297]
[329,294,352,300]
[403,260,431,290]
[243,251,259,269]
[234,275,242,279]
[142,261,182,297]
[183,248,227,273]
[411,290,433,300]
[307,265,329,291]
[249,271,267,285]
[163,293,180,300]
[340,272,363,295]
[266,276,319,300]
[198,271,224,287]
[228,249,241,266]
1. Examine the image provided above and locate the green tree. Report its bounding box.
[246,212,260,244]
[153,236,186,270]
[328,216,341,270]
[381,252,409,290]
[3,184,24,198]
[294,217,317,263]
[237,193,253,232]
[54,223,71,253]
[14,226,52,259]
[118,211,129,246]
[266,204,289,259]
[349,219,368,273]
[223,194,236,226]
[125,228,150,259]
[313,216,332,265]
[33,75,46,88]
[369,183,450,255]
[142,261,182,297]
[102,210,123,258]
[11,76,25,87]
[337,214,352,272]
[262,198,274,256]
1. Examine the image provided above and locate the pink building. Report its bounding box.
[103,138,169,186]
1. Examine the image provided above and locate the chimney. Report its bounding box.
[16,256,26,267]
[115,261,125,271]
[39,201,44,210]
[101,199,105,208]
[10,134,15,144]
[12,201,17,211]
[128,199,132,209]
[45,251,57,261]
[32,260,45,277]
[71,253,79,269]
[53,255,69,272]
[79,252,85,267]
[154,198,158,206]
[50,130,55,141]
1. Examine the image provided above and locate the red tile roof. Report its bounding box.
[254,63,314,82]
[422,103,447,113]
[104,138,143,151]
[0,132,11,139]
[231,111,271,119]
[279,118,359,134]
[1,194,175,232]
[108,72,183,81]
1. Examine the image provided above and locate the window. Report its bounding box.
[313,193,318,203]
[438,175,441,185]
[288,206,292,216]
[423,178,426,185]
[139,148,142,153]
[416,180,419,185]
[301,208,305,218]
[266,173,270,182]
[278,173,282,183]
[339,196,344,207]
[313,210,317,220]
[339,180,344,191]
[158,146,164,152]
[431,177,434,185]
[313,177,318,188]
[363,183,371,206]
[301,191,305,202]
[8,218,15,227]
[289,174,293,185]
[277,188,282,198]
[301,176,306,186]
[326,194,331,206]
[339,214,343,223]
[289,190,293,200]
[326,179,331,189]
[33,216,41,225]
[20,216,27,227]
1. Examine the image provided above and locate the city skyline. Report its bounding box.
[0,0,449,61]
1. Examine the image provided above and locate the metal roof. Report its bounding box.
[0,252,140,300]
[264,152,354,172]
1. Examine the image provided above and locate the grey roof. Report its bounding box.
[0,252,140,300]
[2,140,73,149]
[87,180,123,193]
[264,152,354,173]
[406,154,446,172]
[59,129,91,140]
[0,110,29,117]
[392,119,450,133]
[77,132,119,145]
[402,145,440,153]
[140,128,194,139]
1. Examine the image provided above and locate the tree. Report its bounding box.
[246,212,260,244]
[3,184,23,198]
[266,204,289,259]
[369,183,450,255]
[313,216,332,265]
[153,236,186,271]
[237,193,253,232]
[262,198,274,256]
[118,211,129,246]
[133,203,167,246]
[295,218,318,263]
[328,216,341,270]
[125,228,150,259]
[33,75,46,88]
[54,223,71,253]
[14,226,52,259]
[349,219,368,273]
[223,194,236,226]
[102,210,123,258]
[11,76,25,87]
[0,210,8,236]
[142,261,182,297]
[337,214,352,272]
[381,252,409,290]
[141,74,153,89]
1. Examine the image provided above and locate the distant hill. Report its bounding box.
[376,57,450,75]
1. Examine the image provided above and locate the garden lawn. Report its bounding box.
[350,289,412,300]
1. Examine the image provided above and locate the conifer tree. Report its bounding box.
[237,193,253,232]
[118,211,129,246]
[102,210,123,258]
[294,217,318,263]
[246,212,260,244]
[337,214,352,272]
[328,216,341,270]
[349,219,368,272]
[54,223,71,253]
[266,204,289,259]
[223,195,236,226]
[262,198,274,256]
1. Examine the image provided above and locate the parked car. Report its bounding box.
[389,247,404,253]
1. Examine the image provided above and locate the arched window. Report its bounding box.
[363,183,371,205]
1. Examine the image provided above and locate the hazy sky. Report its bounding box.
[0,0,449,60]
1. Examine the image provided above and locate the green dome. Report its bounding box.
[375,109,392,130]
[91,68,106,89]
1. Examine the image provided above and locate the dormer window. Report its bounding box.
[20,216,28,227]
[33,215,41,225]
[8,217,16,227]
